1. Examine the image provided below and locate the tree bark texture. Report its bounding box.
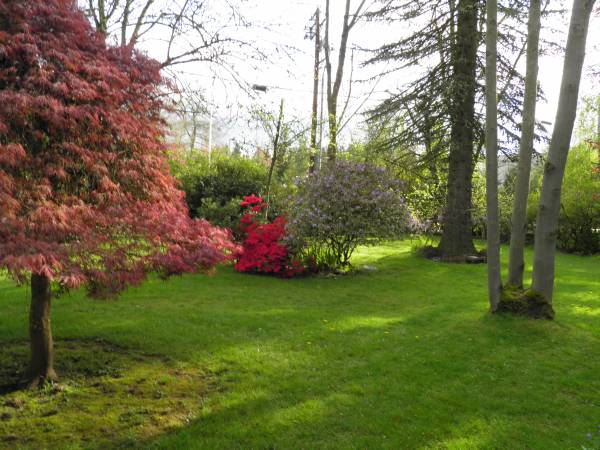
[438,0,479,260]
[324,0,365,163]
[486,0,501,311]
[531,0,596,302]
[28,274,58,388]
[508,0,542,288]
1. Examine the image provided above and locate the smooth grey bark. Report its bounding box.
[531,0,596,302]
[486,0,501,311]
[507,0,542,288]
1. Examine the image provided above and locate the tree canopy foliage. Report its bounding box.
[0,0,236,295]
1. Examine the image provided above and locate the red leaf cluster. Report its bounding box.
[0,0,237,296]
[234,196,304,278]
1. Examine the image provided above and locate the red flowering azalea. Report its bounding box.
[235,196,304,277]
[240,194,264,207]
[0,0,237,387]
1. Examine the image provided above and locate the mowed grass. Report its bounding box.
[1,241,599,449]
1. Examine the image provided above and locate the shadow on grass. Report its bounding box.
[0,339,217,450]
[1,245,599,449]
[145,308,600,449]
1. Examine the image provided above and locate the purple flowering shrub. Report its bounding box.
[286,161,413,270]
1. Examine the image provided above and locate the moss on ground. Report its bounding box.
[0,241,599,449]
[0,339,215,449]
[498,285,555,320]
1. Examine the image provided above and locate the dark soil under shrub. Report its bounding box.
[418,245,487,264]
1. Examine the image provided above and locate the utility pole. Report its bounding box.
[318,67,325,171]
[308,7,321,173]
[208,75,216,166]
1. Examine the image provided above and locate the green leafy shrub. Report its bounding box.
[528,145,600,254]
[170,151,268,229]
[196,198,243,232]
[555,144,600,254]
[492,144,599,254]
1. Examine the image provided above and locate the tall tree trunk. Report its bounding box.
[486,0,501,311]
[438,0,479,260]
[327,103,338,162]
[531,0,596,302]
[96,0,108,33]
[318,67,326,169]
[507,0,542,288]
[28,274,58,388]
[121,0,131,47]
[309,8,321,173]
[324,0,366,163]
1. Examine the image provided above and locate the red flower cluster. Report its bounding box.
[235,196,304,277]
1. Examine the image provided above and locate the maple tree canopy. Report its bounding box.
[0,0,237,297]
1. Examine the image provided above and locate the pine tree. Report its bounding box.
[366,0,551,260]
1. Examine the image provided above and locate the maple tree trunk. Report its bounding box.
[507,0,541,288]
[28,274,58,388]
[531,0,596,303]
[438,0,478,260]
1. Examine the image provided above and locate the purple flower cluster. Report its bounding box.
[286,160,413,269]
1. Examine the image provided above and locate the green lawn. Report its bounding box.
[1,241,599,449]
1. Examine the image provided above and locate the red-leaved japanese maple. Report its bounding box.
[0,0,236,388]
